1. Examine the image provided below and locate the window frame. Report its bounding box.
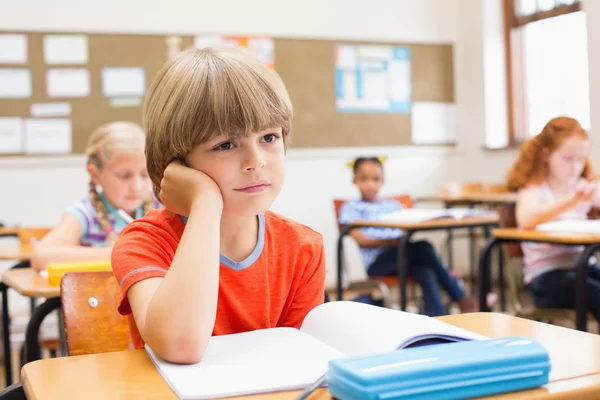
[503,0,582,145]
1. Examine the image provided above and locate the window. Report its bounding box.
[504,0,589,143]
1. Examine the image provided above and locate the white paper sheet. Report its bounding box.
[101,67,146,97]
[0,118,24,153]
[109,97,142,107]
[0,34,28,64]
[194,36,224,49]
[24,119,72,154]
[43,35,88,65]
[411,102,457,144]
[46,68,90,98]
[30,102,72,117]
[388,59,411,103]
[0,68,31,98]
[336,45,357,70]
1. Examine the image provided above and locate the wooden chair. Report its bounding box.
[333,195,418,307]
[60,272,130,356]
[499,204,595,324]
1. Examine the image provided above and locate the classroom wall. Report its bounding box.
[0,0,554,286]
[584,0,600,163]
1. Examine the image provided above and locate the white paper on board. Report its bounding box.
[43,35,88,65]
[46,68,90,98]
[411,102,457,144]
[109,97,142,108]
[30,102,72,117]
[0,68,32,98]
[388,59,411,103]
[101,67,146,97]
[24,118,72,154]
[194,36,223,49]
[336,45,357,70]
[0,34,28,64]
[0,118,24,154]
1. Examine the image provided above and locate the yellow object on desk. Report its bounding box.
[47,260,112,286]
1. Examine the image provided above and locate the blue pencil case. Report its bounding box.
[327,337,550,400]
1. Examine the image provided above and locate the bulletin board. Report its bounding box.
[0,33,194,155]
[0,31,455,155]
[275,39,455,148]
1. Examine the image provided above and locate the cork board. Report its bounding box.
[274,39,455,148]
[0,32,193,155]
[0,32,453,154]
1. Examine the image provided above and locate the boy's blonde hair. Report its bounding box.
[143,47,293,199]
[85,121,154,244]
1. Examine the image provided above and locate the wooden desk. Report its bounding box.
[418,193,517,206]
[0,227,20,236]
[21,313,600,400]
[353,215,499,231]
[1,269,61,386]
[479,228,600,332]
[493,227,600,245]
[337,216,499,310]
[2,269,59,298]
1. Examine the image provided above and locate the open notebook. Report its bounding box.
[536,219,600,234]
[146,301,487,399]
[376,208,495,224]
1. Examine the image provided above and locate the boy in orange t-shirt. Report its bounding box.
[111,47,326,364]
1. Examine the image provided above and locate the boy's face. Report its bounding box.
[353,161,384,202]
[185,127,285,216]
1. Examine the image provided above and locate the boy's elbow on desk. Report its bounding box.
[144,330,209,364]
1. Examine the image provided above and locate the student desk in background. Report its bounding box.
[0,228,21,237]
[478,228,600,332]
[417,193,517,288]
[21,313,600,400]
[1,268,62,386]
[417,192,518,207]
[337,215,500,311]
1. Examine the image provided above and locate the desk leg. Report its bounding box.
[478,237,499,312]
[23,298,61,364]
[397,232,413,312]
[446,229,454,271]
[57,307,67,356]
[1,283,11,386]
[498,245,506,311]
[336,226,352,301]
[574,244,600,331]
[469,227,476,294]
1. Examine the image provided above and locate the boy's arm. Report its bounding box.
[117,162,223,364]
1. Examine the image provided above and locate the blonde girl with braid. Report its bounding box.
[31,121,157,270]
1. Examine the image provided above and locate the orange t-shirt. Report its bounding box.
[111,208,326,349]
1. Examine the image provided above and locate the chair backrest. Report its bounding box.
[17,227,51,252]
[60,271,130,356]
[333,195,414,231]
